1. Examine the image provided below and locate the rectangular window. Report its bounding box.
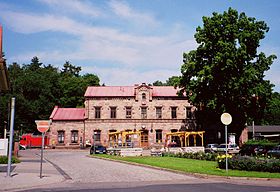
[141,107,147,119]
[156,130,162,143]
[126,107,132,119]
[171,107,177,119]
[156,107,162,119]
[57,131,64,144]
[186,107,192,119]
[93,130,101,142]
[95,107,101,119]
[110,107,117,119]
[71,130,78,143]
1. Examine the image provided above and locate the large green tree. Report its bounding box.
[179,8,276,138]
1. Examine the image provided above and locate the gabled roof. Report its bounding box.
[50,106,85,121]
[247,126,280,133]
[85,86,135,97]
[85,85,181,97]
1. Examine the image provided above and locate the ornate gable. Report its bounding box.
[134,83,153,102]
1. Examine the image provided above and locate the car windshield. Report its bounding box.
[218,144,226,148]
[229,144,237,148]
[207,144,218,148]
[95,145,104,149]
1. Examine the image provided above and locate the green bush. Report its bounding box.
[245,139,278,147]
[162,151,217,161]
[0,156,20,164]
[218,155,280,173]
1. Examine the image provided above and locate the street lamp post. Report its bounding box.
[221,113,232,175]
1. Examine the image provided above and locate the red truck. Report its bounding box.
[19,133,49,149]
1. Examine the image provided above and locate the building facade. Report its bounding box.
[49,83,198,148]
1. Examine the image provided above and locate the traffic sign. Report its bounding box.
[35,120,50,133]
[220,113,232,125]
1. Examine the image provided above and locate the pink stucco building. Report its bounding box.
[49,83,198,148]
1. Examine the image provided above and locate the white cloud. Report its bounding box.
[109,0,159,27]
[39,0,103,17]
[1,8,196,68]
[0,11,80,34]
[1,1,198,85]
[84,66,180,86]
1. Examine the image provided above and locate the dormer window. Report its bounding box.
[142,93,146,100]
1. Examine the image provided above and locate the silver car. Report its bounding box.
[217,143,240,154]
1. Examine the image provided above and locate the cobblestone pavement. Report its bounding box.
[43,150,203,183]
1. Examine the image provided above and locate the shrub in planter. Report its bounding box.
[163,151,218,161]
[218,155,280,173]
[0,156,20,164]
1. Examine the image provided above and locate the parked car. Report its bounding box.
[90,145,107,154]
[239,144,275,156]
[216,143,240,154]
[267,145,280,158]
[239,144,257,156]
[205,143,219,153]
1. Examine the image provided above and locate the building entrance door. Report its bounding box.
[141,130,149,148]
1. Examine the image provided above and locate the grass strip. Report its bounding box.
[92,154,280,179]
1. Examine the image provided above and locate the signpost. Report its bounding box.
[7,98,15,177]
[220,113,232,175]
[35,120,50,178]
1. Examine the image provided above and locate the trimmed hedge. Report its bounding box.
[0,156,20,164]
[218,155,280,173]
[162,151,218,161]
[245,139,278,147]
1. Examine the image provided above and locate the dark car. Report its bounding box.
[90,145,107,154]
[267,145,280,158]
[240,144,275,156]
[239,145,257,156]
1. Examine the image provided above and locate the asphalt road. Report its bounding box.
[20,150,280,192]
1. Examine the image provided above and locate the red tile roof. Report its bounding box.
[50,106,85,121]
[85,86,181,97]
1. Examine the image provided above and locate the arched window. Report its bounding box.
[142,93,146,100]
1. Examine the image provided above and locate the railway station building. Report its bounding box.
[49,83,202,148]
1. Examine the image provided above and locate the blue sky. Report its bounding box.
[0,0,280,91]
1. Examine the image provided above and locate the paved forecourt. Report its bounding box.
[43,150,203,183]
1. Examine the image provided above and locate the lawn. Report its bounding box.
[92,154,280,179]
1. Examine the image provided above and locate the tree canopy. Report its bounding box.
[0,57,100,134]
[152,76,180,86]
[179,8,276,134]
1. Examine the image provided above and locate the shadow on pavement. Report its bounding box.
[0,165,16,172]
[18,182,280,192]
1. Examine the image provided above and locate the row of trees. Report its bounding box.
[0,57,99,133]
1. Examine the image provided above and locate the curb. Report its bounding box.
[89,155,280,182]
